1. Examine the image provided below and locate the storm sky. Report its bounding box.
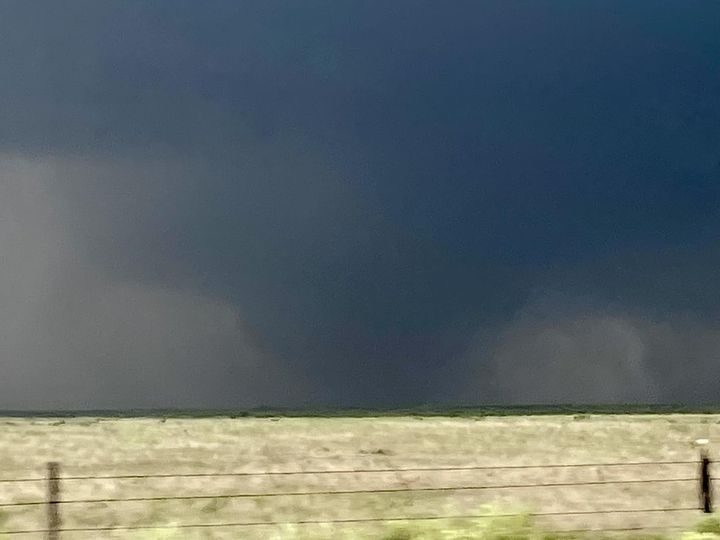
[1,1,720,408]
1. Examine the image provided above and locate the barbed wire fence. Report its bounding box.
[0,456,713,538]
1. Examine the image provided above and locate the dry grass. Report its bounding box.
[0,414,717,539]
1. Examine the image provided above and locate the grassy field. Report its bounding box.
[0,414,718,539]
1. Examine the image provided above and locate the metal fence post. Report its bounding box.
[47,462,61,540]
[700,449,712,513]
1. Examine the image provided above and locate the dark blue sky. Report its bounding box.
[1,1,719,408]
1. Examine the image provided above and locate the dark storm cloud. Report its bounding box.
[1,1,720,407]
[0,156,314,409]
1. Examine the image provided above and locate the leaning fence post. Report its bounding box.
[47,462,61,540]
[700,448,712,513]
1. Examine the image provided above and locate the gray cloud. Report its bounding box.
[0,154,308,409]
[455,294,720,404]
[490,306,660,404]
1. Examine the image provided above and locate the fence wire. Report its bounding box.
[0,459,698,484]
[0,477,699,509]
[0,458,707,537]
[0,508,701,536]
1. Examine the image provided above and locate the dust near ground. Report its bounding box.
[0,415,715,539]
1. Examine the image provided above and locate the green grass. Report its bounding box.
[60,510,720,540]
[3,404,720,418]
[695,518,720,535]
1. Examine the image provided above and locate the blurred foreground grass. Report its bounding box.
[0,415,717,538]
[69,512,720,540]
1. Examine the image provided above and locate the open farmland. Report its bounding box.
[0,414,718,539]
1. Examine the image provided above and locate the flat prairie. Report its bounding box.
[0,415,716,539]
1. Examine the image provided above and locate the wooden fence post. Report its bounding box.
[47,462,61,540]
[700,449,712,513]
